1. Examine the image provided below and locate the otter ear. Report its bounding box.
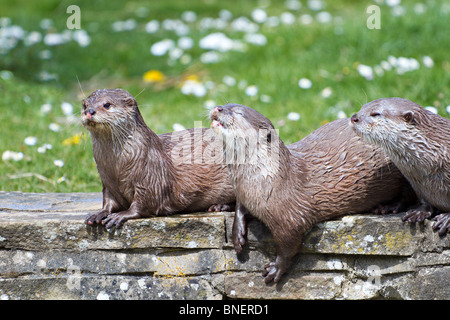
[267,132,271,143]
[402,111,415,124]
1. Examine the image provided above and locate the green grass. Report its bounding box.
[0,0,449,192]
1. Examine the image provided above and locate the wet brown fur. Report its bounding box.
[211,103,412,283]
[82,89,235,228]
[352,98,450,235]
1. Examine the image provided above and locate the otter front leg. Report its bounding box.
[85,187,121,225]
[433,213,450,236]
[232,203,250,253]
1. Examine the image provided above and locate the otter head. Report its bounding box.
[210,103,284,178]
[210,103,275,140]
[350,97,427,158]
[81,88,139,134]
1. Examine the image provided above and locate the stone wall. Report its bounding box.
[0,192,448,300]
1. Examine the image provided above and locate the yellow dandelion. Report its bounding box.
[62,133,81,146]
[183,74,200,82]
[143,70,165,83]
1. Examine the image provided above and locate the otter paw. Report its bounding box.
[372,202,403,215]
[402,209,432,223]
[432,213,450,236]
[232,230,246,253]
[262,262,285,284]
[208,204,233,212]
[85,210,109,225]
[103,213,125,229]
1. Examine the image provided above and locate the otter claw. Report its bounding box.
[432,213,450,236]
[85,210,109,225]
[402,209,432,223]
[103,214,124,229]
[262,262,284,284]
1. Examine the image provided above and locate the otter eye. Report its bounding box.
[82,103,87,110]
[103,103,111,109]
[370,112,381,117]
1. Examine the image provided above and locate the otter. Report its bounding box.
[82,89,235,229]
[351,97,450,235]
[210,103,412,283]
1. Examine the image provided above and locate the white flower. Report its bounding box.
[298,78,312,89]
[222,75,236,86]
[200,51,220,64]
[425,106,438,114]
[169,47,183,60]
[112,19,137,32]
[280,12,296,25]
[380,60,392,71]
[300,14,314,25]
[178,36,194,50]
[307,0,324,11]
[446,105,450,114]
[172,123,186,131]
[40,19,53,30]
[251,9,268,23]
[414,3,427,14]
[150,39,175,56]
[391,6,406,17]
[387,55,397,66]
[316,11,332,24]
[244,33,267,46]
[38,144,53,154]
[181,11,197,23]
[57,176,66,184]
[204,100,216,109]
[39,50,52,60]
[337,110,347,119]
[260,95,272,103]
[61,102,73,116]
[199,33,234,52]
[72,29,91,47]
[219,10,233,21]
[145,20,160,34]
[2,150,24,161]
[24,136,37,146]
[40,103,52,113]
[231,17,259,33]
[357,64,374,80]
[49,123,60,132]
[386,0,401,7]
[245,85,258,97]
[23,31,42,46]
[321,87,333,98]
[422,56,434,68]
[265,16,280,28]
[44,33,66,46]
[286,0,302,10]
[54,159,64,167]
[181,80,207,97]
[0,70,13,80]
[287,112,301,121]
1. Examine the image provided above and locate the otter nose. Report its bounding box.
[84,107,96,119]
[85,108,96,116]
[351,113,359,123]
[214,106,223,113]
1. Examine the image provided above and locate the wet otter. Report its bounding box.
[351,97,450,235]
[210,103,412,283]
[82,89,235,229]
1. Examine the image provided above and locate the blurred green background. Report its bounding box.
[0,0,449,192]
